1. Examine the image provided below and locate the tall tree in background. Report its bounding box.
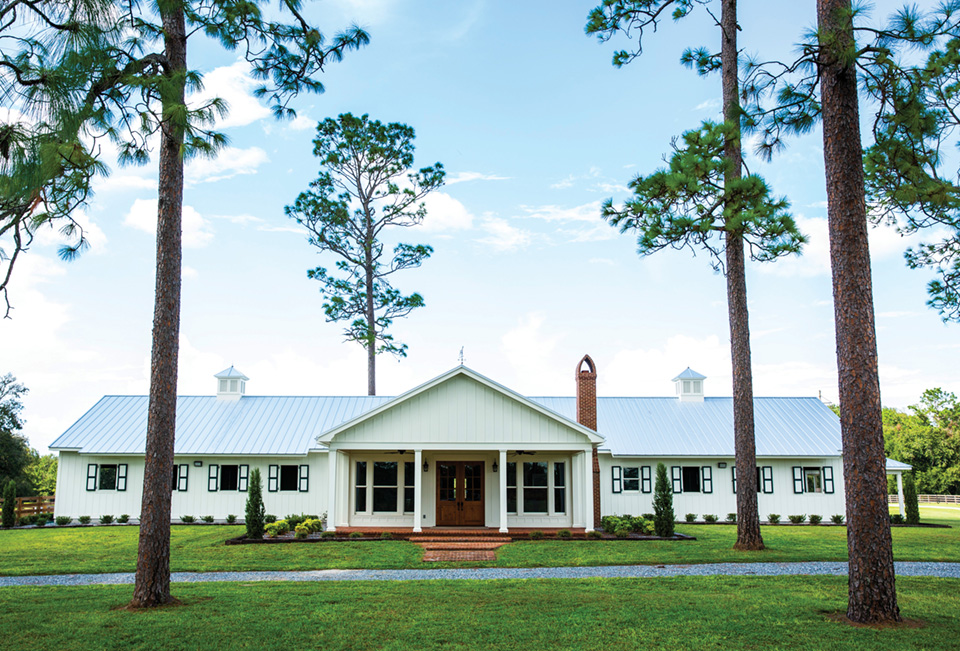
[884,388,960,494]
[587,0,805,550]
[3,0,368,608]
[0,374,32,495]
[286,113,445,395]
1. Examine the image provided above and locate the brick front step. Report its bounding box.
[416,542,508,551]
[421,550,497,562]
[409,536,512,544]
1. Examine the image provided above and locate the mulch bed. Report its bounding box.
[224,532,696,545]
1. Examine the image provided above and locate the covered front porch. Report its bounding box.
[324,447,596,532]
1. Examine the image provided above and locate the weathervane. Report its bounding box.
[458,347,465,366]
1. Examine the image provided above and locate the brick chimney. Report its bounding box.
[575,355,601,529]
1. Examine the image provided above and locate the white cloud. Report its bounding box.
[501,313,565,390]
[124,198,215,248]
[603,335,732,396]
[417,192,475,231]
[695,98,721,111]
[185,146,269,186]
[95,174,156,193]
[446,171,509,185]
[521,201,604,223]
[476,217,533,252]
[287,113,316,131]
[192,60,272,129]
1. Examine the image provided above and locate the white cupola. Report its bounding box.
[672,367,706,402]
[215,366,249,399]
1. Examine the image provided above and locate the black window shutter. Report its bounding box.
[238,465,249,492]
[178,464,189,492]
[611,466,622,494]
[701,466,713,494]
[792,466,804,494]
[117,464,128,491]
[731,467,737,494]
[822,466,835,494]
[208,464,219,492]
[299,465,309,492]
[671,466,682,493]
[640,466,652,493]
[86,464,98,492]
[268,465,279,492]
[762,466,774,494]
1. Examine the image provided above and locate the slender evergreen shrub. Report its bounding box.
[653,462,675,537]
[904,473,920,525]
[2,480,15,528]
[245,468,266,540]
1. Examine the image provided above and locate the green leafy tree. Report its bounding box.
[25,452,58,496]
[652,462,675,538]
[245,468,265,540]
[2,480,15,528]
[0,374,32,496]
[903,472,920,525]
[883,390,960,494]
[587,0,804,552]
[286,113,445,395]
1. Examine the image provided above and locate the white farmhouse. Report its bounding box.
[51,355,911,530]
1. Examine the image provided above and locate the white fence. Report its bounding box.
[887,494,960,505]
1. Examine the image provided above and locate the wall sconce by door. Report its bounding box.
[492,460,498,472]
[422,461,429,472]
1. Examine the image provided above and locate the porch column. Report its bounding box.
[414,449,423,532]
[583,449,595,532]
[499,449,508,533]
[326,449,338,531]
[897,471,905,516]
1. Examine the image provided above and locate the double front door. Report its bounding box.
[436,461,484,526]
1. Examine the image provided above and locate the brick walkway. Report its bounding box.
[410,536,512,562]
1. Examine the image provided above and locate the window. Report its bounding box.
[404,462,415,513]
[681,466,700,493]
[99,464,118,490]
[211,464,248,491]
[804,468,822,493]
[623,467,640,491]
[523,462,548,513]
[219,379,228,392]
[554,462,566,514]
[355,462,367,511]
[641,466,652,493]
[373,461,398,512]
[672,466,712,493]
[220,465,239,491]
[279,465,298,491]
[507,462,518,513]
[171,464,188,492]
[793,466,832,494]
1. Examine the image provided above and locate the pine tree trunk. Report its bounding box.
[129,2,186,609]
[365,234,376,396]
[817,0,900,624]
[721,0,763,551]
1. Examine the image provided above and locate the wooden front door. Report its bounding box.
[436,461,485,526]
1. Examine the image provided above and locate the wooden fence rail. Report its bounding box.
[887,494,960,505]
[0,495,55,518]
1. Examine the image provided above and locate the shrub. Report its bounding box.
[788,514,806,524]
[726,513,737,523]
[600,515,620,532]
[703,514,718,523]
[653,463,675,537]
[180,515,195,523]
[685,513,697,523]
[831,514,844,525]
[226,514,237,524]
[632,516,653,535]
[1,481,15,528]
[767,514,781,525]
[35,514,49,527]
[321,531,336,539]
[529,530,544,540]
[78,515,91,524]
[642,513,655,520]
[265,514,277,524]
[587,530,602,539]
[613,523,631,538]
[100,515,114,525]
[201,515,214,523]
[890,513,905,524]
[295,523,310,539]
[305,518,324,533]
[809,514,822,525]
[117,514,130,524]
[18,514,38,526]
[245,469,266,539]
[275,520,290,535]
[904,473,920,525]
[264,523,279,537]
[557,529,572,539]
[349,531,364,539]
[56,516,72,526]
[285,514,306,529]
[380,531,394,540]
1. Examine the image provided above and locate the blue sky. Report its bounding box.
[2,0,957,453]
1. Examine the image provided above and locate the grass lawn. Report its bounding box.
[0,576,957,650]
[0,508,956,577]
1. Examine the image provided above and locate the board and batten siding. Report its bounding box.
[331,374,590,448]
[598,456,846,520]
[54,451,329,520]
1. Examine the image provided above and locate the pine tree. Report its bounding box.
[653,463,675,538]
[2,480,15,528]
[245,468,265,539]
[903,473,920,526]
